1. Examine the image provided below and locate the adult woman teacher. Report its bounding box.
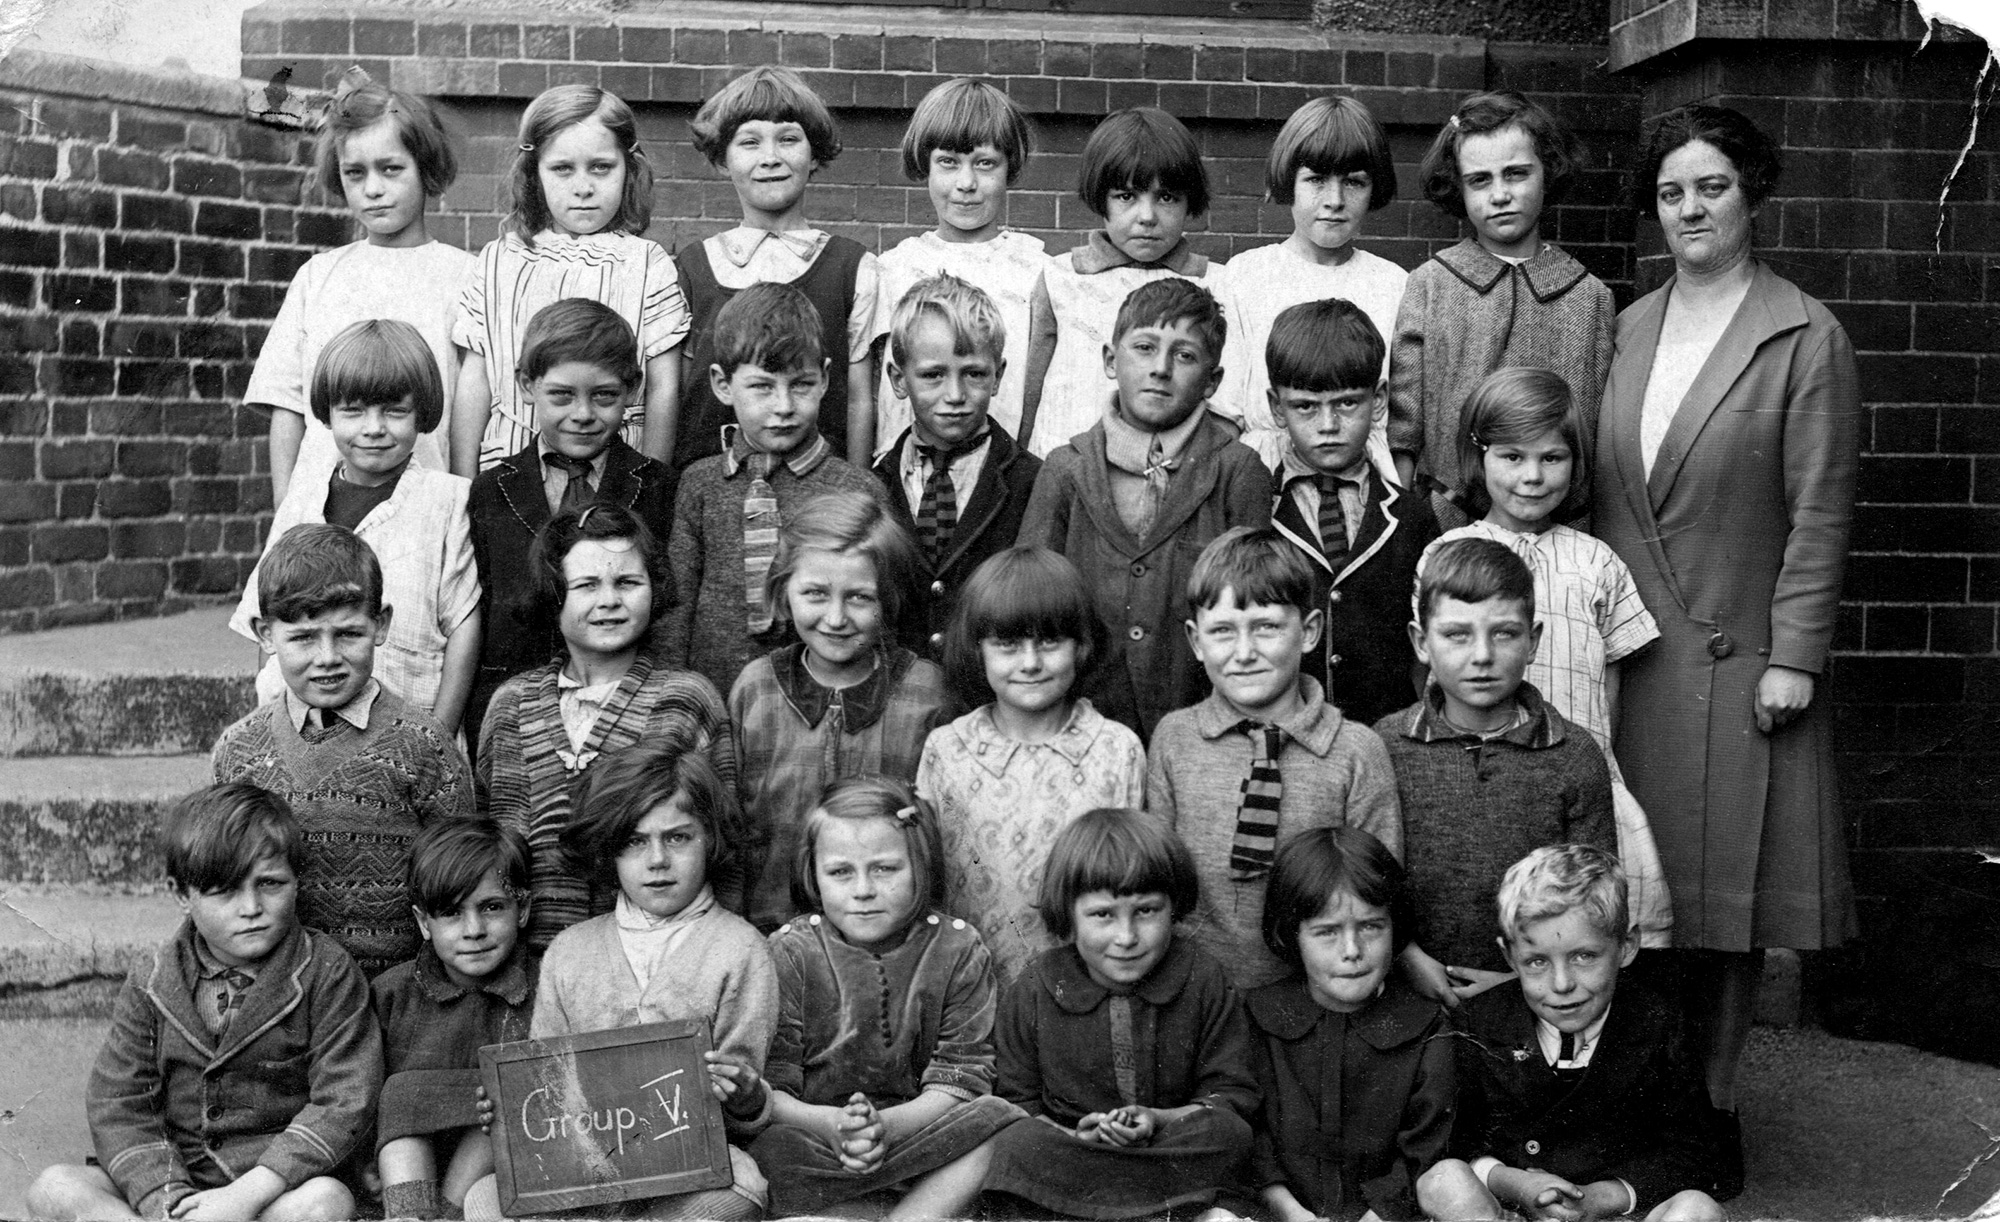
[1592,103,1860,1139]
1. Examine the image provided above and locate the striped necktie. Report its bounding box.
[1230,722,1285,880]
[914,437,981,564]
[1316,474,1353,573]
[743,452,779,634]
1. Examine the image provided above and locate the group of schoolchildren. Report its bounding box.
[28,55,1735,1222]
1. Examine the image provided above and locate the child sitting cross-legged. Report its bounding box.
[986,808,1258,1221]
[29,784,381,1222]
[1418,845,1726,1222]
[1375,537,1616,1007]
[371,820,537,1221]
[664,280,888,699]
[1257,299,1439,726]
[464,739,778,1222]
[1018,277,1274,740]
[213,524,475,978]
[1239,825,1454,1222]
[749,778,1021,1220]
[1149,526,1402,993]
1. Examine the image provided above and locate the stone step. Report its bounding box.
[0,755,212,886]
[0,607,257,757]
[0,886,180,996]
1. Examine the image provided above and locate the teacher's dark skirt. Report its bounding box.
[750,1094,1021,1216]
[984,1109,1253,1219]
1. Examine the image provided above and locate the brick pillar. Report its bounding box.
[1613,2,2000,1056]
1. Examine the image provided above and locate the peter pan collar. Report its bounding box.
[963,700,1105,776]
[1189,675,1347,757]
[1433,237,1588,302]
[1071,229,1209,277]
[1246,973,1439,1050]
[1043,935,1198,1014]
[772,643,911,732]
[715,226,829,269]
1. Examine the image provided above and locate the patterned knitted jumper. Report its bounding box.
[211,691,474,977]
[476,654,738,952]
[661,446,887,699]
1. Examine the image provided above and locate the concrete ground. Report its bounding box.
[0,1023,1995,1221]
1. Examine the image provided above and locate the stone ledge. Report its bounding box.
[0,48,252,119]
[1610,0,1950,71]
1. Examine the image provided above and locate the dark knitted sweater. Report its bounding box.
[1373,684,1614,973]
[212,691,474,976]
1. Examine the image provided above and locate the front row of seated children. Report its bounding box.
[37,766,1726,1222]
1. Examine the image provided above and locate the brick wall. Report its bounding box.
[1624,39,2000,1058]
[0,51,349,631]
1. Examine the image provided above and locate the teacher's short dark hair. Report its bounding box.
[1631,103,1783,216]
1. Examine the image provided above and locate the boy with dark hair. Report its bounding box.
[213,524,475,978]
[1259,298,1439,725]
[1419,845,1726,1222]
[1147,526,1401,990]
[1373,536,1615,1004]
[664,280,887,696]
[1018,277,1273,738]
[29,784,382,1222]
[372,820,536,1220]
[465,297,678,752]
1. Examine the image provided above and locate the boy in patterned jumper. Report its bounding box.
[213,524,475,977]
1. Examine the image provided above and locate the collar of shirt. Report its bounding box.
[1101,392,1205,478]
[715,226,830,270]
[1279,440,1371,491]
[1072,229,1208,277]
[537,436,608,482]
[722,424,830,481]
[900,427,990,482]
[964,700,1101,776]
[1403,680,1560,748]
[1537,1001,1611,1068]
[411,942,534,1007]
[1044,933,1199,1013]
[190,930,260,986]
[1189,674,1346,757]
[1247,973,1438,1049]
[284,677,380,733]
[771,643,897,732]
[1433,237,1588,301]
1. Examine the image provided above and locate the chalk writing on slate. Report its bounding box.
[480,1018,733,1216]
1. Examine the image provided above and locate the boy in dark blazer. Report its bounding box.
[466,300,676,753]
[1260,299,1437,726]
[871,273,1040,658]
[1418,844,1727,1222]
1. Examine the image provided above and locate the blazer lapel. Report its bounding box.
[496,443,551,535]
[1646,262,1808,511]
[1139,420,1226,556]
[597,438,650,510]
[940,431,1017,574]
[1271,482,1333,575]
[208,928,311,1071]
[1070,430,1145,560]
[1604,288,1692,617]
[1335,477,1399,586]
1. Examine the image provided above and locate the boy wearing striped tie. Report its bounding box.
[663,281,887,697]
[1145,526,1402,991]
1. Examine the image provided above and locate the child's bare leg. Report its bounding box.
[258,1176,353,1222]
[441,1129,496,1207]
[886,1140,994,1222]
[26,1165,140,1221]
[1416,1159,1503,1221]
[1646,1190,1724,1222]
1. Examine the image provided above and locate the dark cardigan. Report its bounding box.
[871,425,1041,660]
[464,434,677,751]
[1450,979,1723,1212]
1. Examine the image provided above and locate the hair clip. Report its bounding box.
[1448,114,1462,131]
[519,142,536,152]
[1468,428,1487,449]
[576,504,598,528]
[894,805,917,825]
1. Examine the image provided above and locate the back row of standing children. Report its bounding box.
[30,55,1738,1222]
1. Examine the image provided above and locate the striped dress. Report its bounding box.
[476,654,737,952]
[452,229,690,470]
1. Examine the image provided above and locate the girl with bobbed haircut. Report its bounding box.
[787,775,947,917]
[1260,825,1415,968]
[689,65,843,168]
[939,545,1105,708]
[1628,101,1783,215]
[506,84,654,244]
[1035,808,1200,941]
[1451,365,1591,521]
[763,490,923,635]
[1416,90,1581,218]
[899,78,1034,184]
[314,73,459,203]
[1264,94,1396,209]
[523,502,666,635]
[561,736,742,886]
[1076,106,1210,218]
[309,317,447,434]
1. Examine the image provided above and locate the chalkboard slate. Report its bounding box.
[479,1018,733,1216]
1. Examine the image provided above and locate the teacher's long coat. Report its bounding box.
[1592,261,1860,952]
